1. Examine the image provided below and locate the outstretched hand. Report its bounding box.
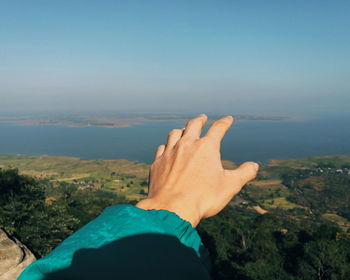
[136,114,259,227]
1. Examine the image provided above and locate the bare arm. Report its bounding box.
[136,114,259,227]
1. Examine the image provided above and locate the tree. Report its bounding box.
[297,239,350,280]
[0,169,79,257]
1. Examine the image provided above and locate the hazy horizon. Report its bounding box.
[1,1,349,115]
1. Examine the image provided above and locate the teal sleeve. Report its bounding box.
[18,204,211,280]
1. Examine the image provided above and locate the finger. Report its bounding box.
[154,144,165,160]
[205,115,234,144]
[165,128,184,151]
[227,161,259,188]
[182,114,208,139]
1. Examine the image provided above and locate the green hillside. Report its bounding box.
[0,155,149,201]
[1,154,350,279]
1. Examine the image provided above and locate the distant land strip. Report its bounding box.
[0,113,310,128]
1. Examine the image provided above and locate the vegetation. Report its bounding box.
[198,207,350,280]
[0,154,149,201]
[1,155,350,279]
[0,168,127,257]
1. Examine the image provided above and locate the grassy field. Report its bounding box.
[0,154,150,201]
[322,213,350,231]
[268,155,350,169]
[260,197,307,210]
[0,155,149,178]
[1,154,350,228]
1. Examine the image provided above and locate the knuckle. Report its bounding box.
[211,121,222,129]
[186,120,193,127]
[215,119,228,126]
[216,116,232,125]
[187,118,199,126]
[196,137,208,145]
[150,164,158,173]
[176,137,191,148]
[168,129,178,136]
[250,166,258,179]
[173,129,182,134]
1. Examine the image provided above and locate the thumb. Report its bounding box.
[228,161,259,187]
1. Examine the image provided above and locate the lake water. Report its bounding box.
[0,116,349,164]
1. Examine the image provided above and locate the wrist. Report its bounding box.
[135,197,201,227]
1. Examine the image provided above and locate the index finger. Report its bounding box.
[204,115,234,144]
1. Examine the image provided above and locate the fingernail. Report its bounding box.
[199,113,207,118]
[226,115,233,120]
[252,162,259,172]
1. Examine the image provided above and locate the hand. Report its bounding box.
[136,114,259,227]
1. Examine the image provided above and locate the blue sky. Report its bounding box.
[0,0,349,115]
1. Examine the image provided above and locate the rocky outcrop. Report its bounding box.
[0,229,36,280]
